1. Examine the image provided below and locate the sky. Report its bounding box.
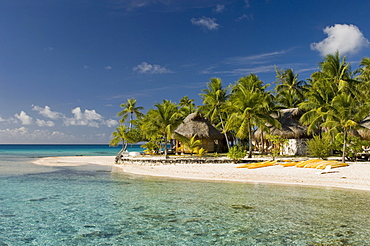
[1,0,370,144]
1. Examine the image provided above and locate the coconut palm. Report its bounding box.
[109,125,129,162]
[355,57,370,97]
[321,93,370,162]
[274,67,308,108]
[117,98,144,129]
[299,52,363,134]
[199,78,230,149]
[299,78,336,134]
[226,74,280,158]
[148,100,183,158]
[179,96,196,117]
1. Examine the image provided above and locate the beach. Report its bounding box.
[33,156,370,191]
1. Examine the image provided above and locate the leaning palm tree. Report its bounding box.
[117,98,144,129]
[199,78,230,149]
[109,125,129,162]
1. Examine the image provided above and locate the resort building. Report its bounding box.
[174,112,227,154]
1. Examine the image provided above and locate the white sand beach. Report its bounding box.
[33,156,370,191]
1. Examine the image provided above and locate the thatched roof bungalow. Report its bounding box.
[255,108,309,155]
[174,112,226,153]
[358,115,370,140]
[255,108,308,139]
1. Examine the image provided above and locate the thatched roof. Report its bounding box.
[255,108,309,139]
[174,112,224,139]
[358,115,370,140]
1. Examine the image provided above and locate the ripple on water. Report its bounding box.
[1,165,370,245]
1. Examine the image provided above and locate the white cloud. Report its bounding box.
[36,119,55,127]
[133,62,172,74]
[14,111,33,125]
[311,24,369,56]
[236,13,253,21]
[191,17,220,30]
[103,119,119,128]
[104,66,112,70]
[214,5,225,13]
[0,127,28,137]
[32,105,63,120]
[0,116,4,122]
[63,107,103,128]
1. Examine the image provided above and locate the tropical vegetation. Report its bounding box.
[111,52,370,162]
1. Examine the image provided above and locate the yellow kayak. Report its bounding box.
[316,162,349,169]
[279,162,298,167]
[236,163,254,168]
[237,161,267,168]
[295,159,321,168]
[247,160,277,169]
[304,160,334,168]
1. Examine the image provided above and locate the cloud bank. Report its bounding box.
[311,24,369,56]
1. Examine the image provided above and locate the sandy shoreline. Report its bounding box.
[33,156,370,191]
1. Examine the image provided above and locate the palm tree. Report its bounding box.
[174,133,202,155]
[179,96,196,117]
[355,57,370,97]
[226,74,280,158]
[199,78,230,149]
[117,98,144,129]
[299,52,363,134]
[274,67,308,108]
[149,100,183,158]
[109,125,129,162]
[321,93,370,162]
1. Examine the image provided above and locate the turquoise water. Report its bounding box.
[1,145,370,245]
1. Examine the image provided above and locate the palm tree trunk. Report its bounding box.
[163,134,168,159]
[129,112,133,130]
[219,112,230,150]
[248,121,252,158]
[342,130,347,163]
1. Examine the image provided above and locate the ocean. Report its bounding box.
[1,144,370,245]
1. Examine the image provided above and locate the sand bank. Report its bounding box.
[33,156,370,191]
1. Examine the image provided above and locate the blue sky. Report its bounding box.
[1,0,370,143]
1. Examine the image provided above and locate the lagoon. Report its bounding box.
[1,145,370,245]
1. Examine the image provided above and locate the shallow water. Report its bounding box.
[1,145,370,245]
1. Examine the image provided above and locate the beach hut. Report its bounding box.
[255,108,309,155]
[174,112,226,153]
[358,115,370,140]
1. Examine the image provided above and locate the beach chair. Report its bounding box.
[317,165,334,174]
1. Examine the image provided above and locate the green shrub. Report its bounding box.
[333,134,370,161]
[227,146,247,163]
[306,134,332,159]
[266,134,288,160]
